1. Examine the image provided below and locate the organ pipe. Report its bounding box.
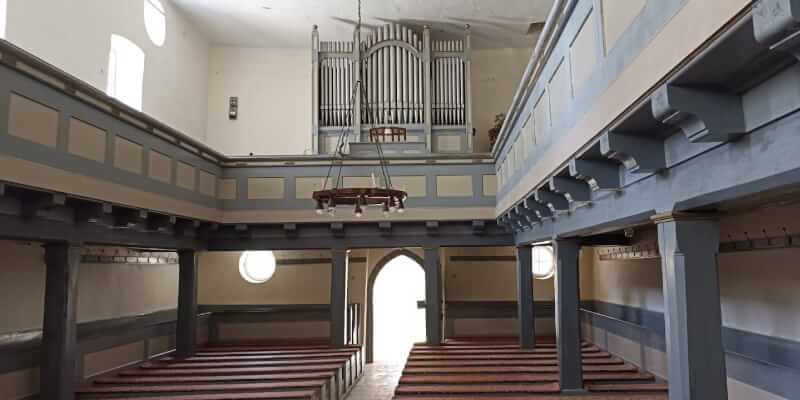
[314,25,468,129]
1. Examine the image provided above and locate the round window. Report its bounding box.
[531,246,555,280]
[238,251,277,284]
[144,0,166,47]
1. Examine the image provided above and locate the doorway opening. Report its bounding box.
[371,253,426,363]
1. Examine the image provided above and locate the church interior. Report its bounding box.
[0,0,798,399]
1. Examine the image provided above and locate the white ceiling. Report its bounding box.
[170,0,554,49]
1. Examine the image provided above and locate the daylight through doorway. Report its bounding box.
[373,255,426,362]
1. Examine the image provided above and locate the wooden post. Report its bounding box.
[515,245,535,348]
[41,242,81,400]
[653,213,727,400]
[331,248,349,347]
[176,249,198,358]
[554,239,583,392]
[424,246,442,346]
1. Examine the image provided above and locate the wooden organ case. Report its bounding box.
[311,24,473,155]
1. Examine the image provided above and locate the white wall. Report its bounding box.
[5,0,210,141]
[204,46,531,156]
[0,241,178,335]
[206,47,312,156]
[471,47,533,153]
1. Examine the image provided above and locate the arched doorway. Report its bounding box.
[367,249,426,363]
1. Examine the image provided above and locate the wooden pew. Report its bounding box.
[80,342,364,400]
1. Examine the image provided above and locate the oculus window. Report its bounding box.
[239,251,277,284]
[144,0,166,47]
[107,34,145,110]
[532,245,555,280]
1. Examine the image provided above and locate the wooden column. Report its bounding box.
[41,242,81,400]
[554,239,584,392]
[176,249,198,358]
[653,213,727,400]
[330,248,349,347]
[424,246,442,346]
[515,245,535,349]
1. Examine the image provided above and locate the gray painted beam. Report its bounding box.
[568,159,621,191]
[41,242,81,400]
[330,248,349,347]
[515,245,535,349]
[175,250,198,358]
[424,247,443,346]
[654,213,727,400]
[554,239,583,392]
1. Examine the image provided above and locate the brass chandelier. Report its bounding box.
[312,0,408,218]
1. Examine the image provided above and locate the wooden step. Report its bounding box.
[143,358,350,369]
[79,391,317,400]
[200,345,354,352]
[403,363,638,375]
[394,383,560,395]
[397,371,655,385]
[404,357,613,367]
[77,380,327,395]
[121,364,343,376]
[171,353,354,362]
[95,372,335,385]
[194,349,357,357]
[400,373,559,384]
[409,347,601,355]
[588,383,669,392]
[407,352,608,361]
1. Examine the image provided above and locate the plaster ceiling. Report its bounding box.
[170,0,554,49]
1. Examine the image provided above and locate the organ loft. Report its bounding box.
[0,1,796,400]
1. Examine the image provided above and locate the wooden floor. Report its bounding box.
[393,337,668,399]
[77,341,364,400]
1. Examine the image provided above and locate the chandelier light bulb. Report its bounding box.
[315,200,325,215]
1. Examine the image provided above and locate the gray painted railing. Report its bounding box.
[581,300,800,399]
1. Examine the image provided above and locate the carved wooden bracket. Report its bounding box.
[753,0,800,60]
[548,176,591,203]
[524,197,553,220]
[534,189,569,213]
[651,84,745,143]
[600,131,665,173]
[569,159,621,191]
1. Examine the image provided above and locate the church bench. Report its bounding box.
[402,363,639,374]
[407,354,613,362]
[394,382,561,395]
[85,391,319,400]
[587,383,670,393]
[398,371,655,385]
[76,380,330,400]
[409,346,599,355]
[87,343,366,400]
[403,357,624,367]
[94,372,335,385]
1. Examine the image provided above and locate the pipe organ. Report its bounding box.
[312,24,473,155]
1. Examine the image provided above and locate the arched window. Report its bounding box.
[144,0,166,47]
[238,251,277,284]
[0,0,7,39]
[107,34,145,110]
[532,245,555,280]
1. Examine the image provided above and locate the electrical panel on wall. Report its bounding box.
[229,97,238,120]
